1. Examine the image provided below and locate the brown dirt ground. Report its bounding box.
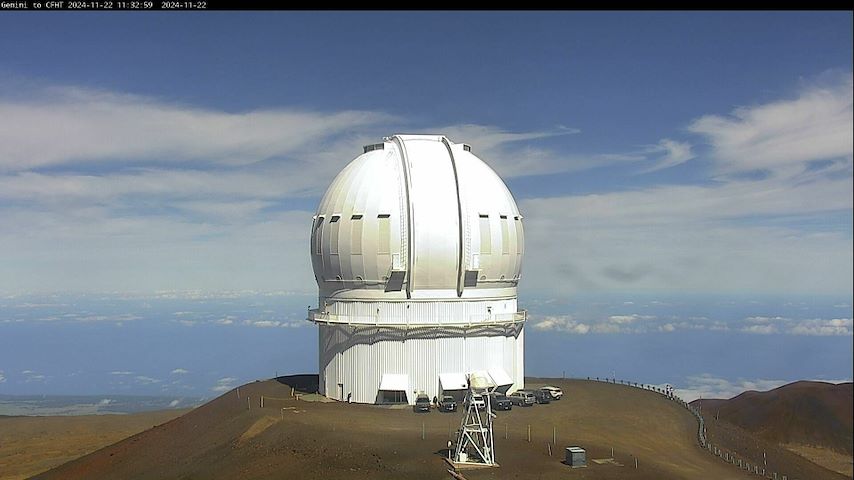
[783,444,853,478]
[0,409,186,480]
[29,378,848,480]
[702,415,850,480]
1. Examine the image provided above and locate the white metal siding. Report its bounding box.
[319,323,525,405]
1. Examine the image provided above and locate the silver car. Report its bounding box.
[509,390,535,406]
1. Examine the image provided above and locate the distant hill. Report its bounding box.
[0,394,203,416]
[692,381,853,455]
[0,409,186,480]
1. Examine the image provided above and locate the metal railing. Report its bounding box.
[307,308,527,329]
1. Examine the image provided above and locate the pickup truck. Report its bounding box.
[468,393,486,410]
[533,389,551,404]
[437,395,457,412]
[490,393,512,411]
[413,394,431,413]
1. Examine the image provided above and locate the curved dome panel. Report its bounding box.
[311,134,524,301]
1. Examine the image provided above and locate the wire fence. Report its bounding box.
[586,377,795,480]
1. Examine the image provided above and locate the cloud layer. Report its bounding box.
[532,312,852,336]
[688,75,853,177]
[0,75,851,296]
[0,84,594,294]
[521,74,853,296]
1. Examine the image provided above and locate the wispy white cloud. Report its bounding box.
[789,318,853,336]
[24,372,47,383]
[740,316,852,336]
[171,368,189,375]
[0,85,394,172]
[608,314,656,324]
[78,313,142,323]
[135,375,161,384]
[741,324,779,334]
[211,376,238,393]
[532,313,669,334]
[434,123,648,178]
[235,318,306,328]
[251,320,280,328]
[530,306,852,336]
[688,73,853,177]
[110,370,133,375]
[640,138,695,172]
[0,83,604,295]
[0,370,5,383]
[745,316,787,323]
[531,315,590,334]
[521,77,853,297]
[0,77,851,298]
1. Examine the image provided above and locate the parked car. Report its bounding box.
[438,395,457,412]
[533,389,551,404]
[413,394,431,413]
[509,390,535,406]
[540,385,563,400]
[490,393,512,411]
[468,393,486,410]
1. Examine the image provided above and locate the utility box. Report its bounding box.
[565,447,586,467]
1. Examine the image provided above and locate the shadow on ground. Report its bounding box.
[275,374,319,394]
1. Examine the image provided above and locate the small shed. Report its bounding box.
[565,447,586,467]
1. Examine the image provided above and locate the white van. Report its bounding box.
[540,385,563,400]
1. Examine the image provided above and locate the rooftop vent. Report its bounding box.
[363,143,385,154]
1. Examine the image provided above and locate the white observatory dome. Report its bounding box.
[308,134,527,405]
[310,134,524,302]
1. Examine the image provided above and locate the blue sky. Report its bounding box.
[0,12,851,401]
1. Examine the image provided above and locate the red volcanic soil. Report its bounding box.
[693,381,853,455]
[31,377,846,480]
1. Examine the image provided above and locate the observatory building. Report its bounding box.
[308,134,526,405]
